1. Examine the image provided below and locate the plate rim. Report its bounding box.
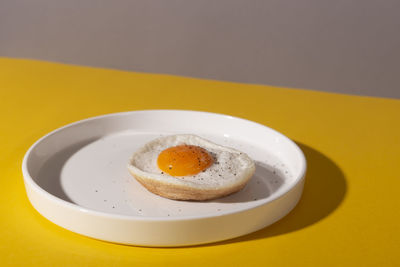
[22,109,307,222]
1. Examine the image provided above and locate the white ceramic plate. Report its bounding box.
[22,110,306,247]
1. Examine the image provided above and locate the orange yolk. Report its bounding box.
[157,145,214,177]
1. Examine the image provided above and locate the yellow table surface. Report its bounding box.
[1,58,399,266]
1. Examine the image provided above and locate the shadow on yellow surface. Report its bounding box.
[213,142,347,245]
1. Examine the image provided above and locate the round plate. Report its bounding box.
[22,110,306,247]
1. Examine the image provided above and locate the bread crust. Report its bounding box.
[128,167,254,201]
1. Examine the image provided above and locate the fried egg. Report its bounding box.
[127,134,255,200]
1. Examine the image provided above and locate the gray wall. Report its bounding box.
[1,0,399,98]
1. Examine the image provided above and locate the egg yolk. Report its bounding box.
[157,145,214,177]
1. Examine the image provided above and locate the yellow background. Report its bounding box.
[1,58,399,266]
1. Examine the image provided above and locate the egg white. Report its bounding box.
[128,134,255,190]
